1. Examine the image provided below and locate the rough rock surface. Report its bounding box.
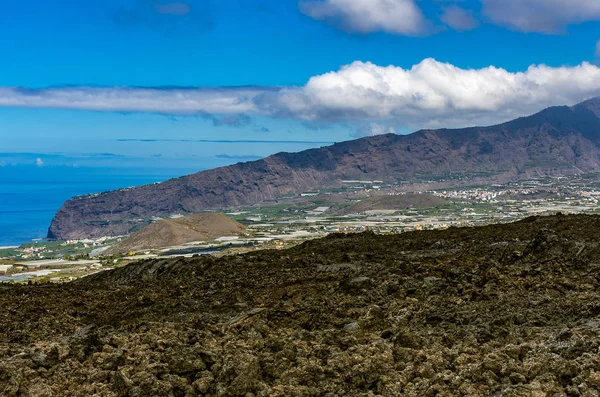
[5,214,600,395]
[49,98,600,239]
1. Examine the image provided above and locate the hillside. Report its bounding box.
[105,213,246,255]
[49,97,600,239]
[343,193,447,214]
[4,214,600,395]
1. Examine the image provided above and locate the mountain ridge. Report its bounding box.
[49,97,600,240]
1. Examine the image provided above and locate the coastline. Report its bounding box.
[0,165,198,249]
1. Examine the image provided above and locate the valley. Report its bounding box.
[3,174,600,284]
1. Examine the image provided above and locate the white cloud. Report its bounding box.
[275,59,600,128]
[298,0,600,35]
[481,0,600,33]
[299,0,428,35]
[2,59,600,130]
[0,86,262,115]
[35,158,44,167]
[440,5,478,31]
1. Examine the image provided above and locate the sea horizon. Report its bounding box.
[0,164,202,246]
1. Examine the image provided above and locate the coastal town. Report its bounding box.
[2,174,600,284]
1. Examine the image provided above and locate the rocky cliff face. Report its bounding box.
[49,98,600,239]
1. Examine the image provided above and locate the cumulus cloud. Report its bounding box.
[299,0,600,35]
[3,59,600,129]
[274,59,600,128]
[440,5,479,31]
[481,0,600,33]
[299,0,429,35]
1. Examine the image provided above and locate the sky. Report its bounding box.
[2,0,600,171]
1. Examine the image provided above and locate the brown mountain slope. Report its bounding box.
[105,213,246,255]
[49,98,600,239]
[343,194,447,214]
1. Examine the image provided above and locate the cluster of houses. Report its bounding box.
[20,246,52,259]
[429,188,536,202]
[61,236,110,249]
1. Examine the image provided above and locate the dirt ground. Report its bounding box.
[2,214,600,396]
[106,213,247,255]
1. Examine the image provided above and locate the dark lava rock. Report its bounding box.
[3,214,600,395]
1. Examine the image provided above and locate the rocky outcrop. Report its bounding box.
[49,98,600,239]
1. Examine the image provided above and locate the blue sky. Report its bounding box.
[2,0,600,171]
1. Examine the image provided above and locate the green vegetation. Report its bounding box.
[0,238,121,261]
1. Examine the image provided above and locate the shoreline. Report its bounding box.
[0,237,49,249]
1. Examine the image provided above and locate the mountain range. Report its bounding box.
[48,97,600,240]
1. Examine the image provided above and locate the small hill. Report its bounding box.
[343,193,447,214]
[106,213,246,255]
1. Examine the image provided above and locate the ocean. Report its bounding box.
[0,166,199,246]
